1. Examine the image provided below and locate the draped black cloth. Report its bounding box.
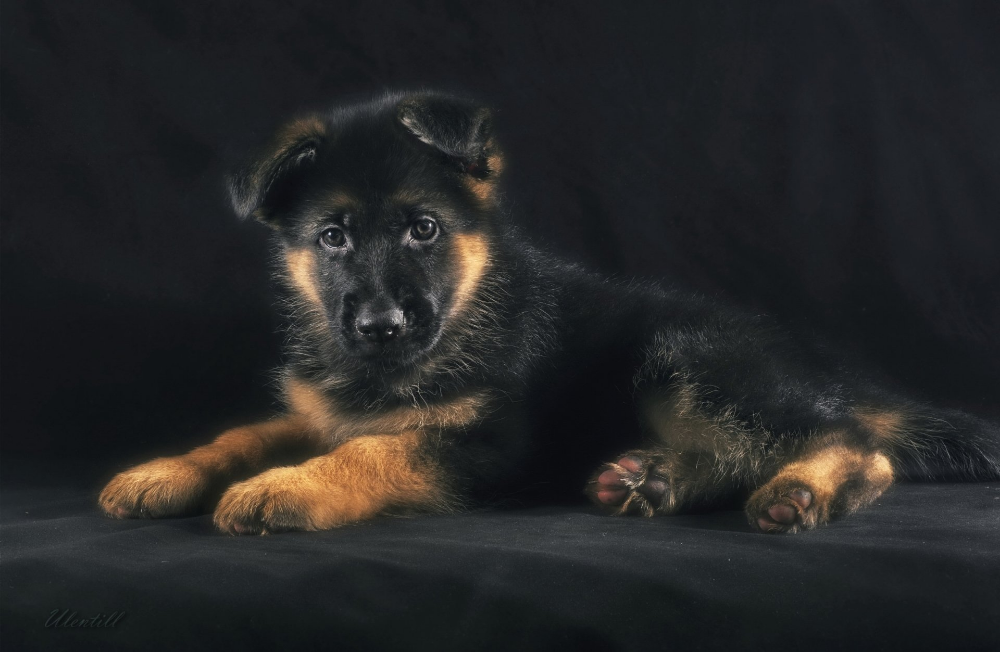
[3,2,999,650]
[3,469,999,651]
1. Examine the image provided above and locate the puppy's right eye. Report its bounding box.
[319,228,346,249]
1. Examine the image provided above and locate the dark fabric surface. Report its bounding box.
[2,468,999,651]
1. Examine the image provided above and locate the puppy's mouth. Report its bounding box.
[337,309,443,366]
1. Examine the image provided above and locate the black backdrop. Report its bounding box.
[2,1,999,468]
[3,4,1000,651]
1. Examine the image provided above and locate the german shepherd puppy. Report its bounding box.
[99,92,1000,535]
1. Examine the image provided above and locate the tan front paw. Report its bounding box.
[99,457,212,519]
[213,466,343,535]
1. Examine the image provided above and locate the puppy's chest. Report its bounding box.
[284,376,492,443]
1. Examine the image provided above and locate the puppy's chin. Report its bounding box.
[352,346,423,367]
[337,329,442,369]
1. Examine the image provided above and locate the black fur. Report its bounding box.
[228,91,1000,529]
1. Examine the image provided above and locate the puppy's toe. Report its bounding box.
[99,457,211,519]
[586,453,671,516]
[748,483,818,534]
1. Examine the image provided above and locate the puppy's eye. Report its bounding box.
[410,217,438,241]
[319,227,346,249]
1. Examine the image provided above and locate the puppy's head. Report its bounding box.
[228,93,503,367]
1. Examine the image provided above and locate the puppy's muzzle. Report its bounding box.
[354,305,406,344]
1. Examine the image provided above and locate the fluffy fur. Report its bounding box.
[99,92,1000,535]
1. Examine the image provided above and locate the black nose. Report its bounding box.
[355,307,405,344]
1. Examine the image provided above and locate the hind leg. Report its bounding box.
[587,385,747,515]
[746,437,894,533]
[587,448,733,516]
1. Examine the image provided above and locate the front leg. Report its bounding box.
[213,430,449,535]
[99,415,321,519]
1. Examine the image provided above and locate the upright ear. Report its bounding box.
[398,95,503,187]
[227,116,328,225]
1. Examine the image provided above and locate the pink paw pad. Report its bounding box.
[593,457,644,505]
[757,489,812,532]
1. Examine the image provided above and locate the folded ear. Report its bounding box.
[398,95,502,182]
[227,116,328,224]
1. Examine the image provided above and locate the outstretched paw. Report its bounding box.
[213,466,350,535]
[587,453,671,517]
[99,457,213,519]
[746,482,817,534]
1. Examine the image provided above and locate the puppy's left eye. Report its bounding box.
[319,227,347,249]
[410,217,438,241]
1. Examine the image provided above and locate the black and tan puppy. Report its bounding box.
[100,92,1000,534]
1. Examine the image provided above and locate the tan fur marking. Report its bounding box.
[319,189,358,213]
[746,435,895,532]
[213,430,447,533]
[285,248,322,307]
[869,452,894,484]
[186,414,318,473]
[777,444,860,497]
[285,377,336,433]
[99,457,211,518]
[854,407,910,443]
[449,233,490,319]
[284,377,486,442]
[487,151,505,176]
[391,187,427,206]
[311,430,443,517]
[463,163,502,202]
[99,415,320,519]
[769,438,894,509]
[464,178,492,201]
[463,144,504,202]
